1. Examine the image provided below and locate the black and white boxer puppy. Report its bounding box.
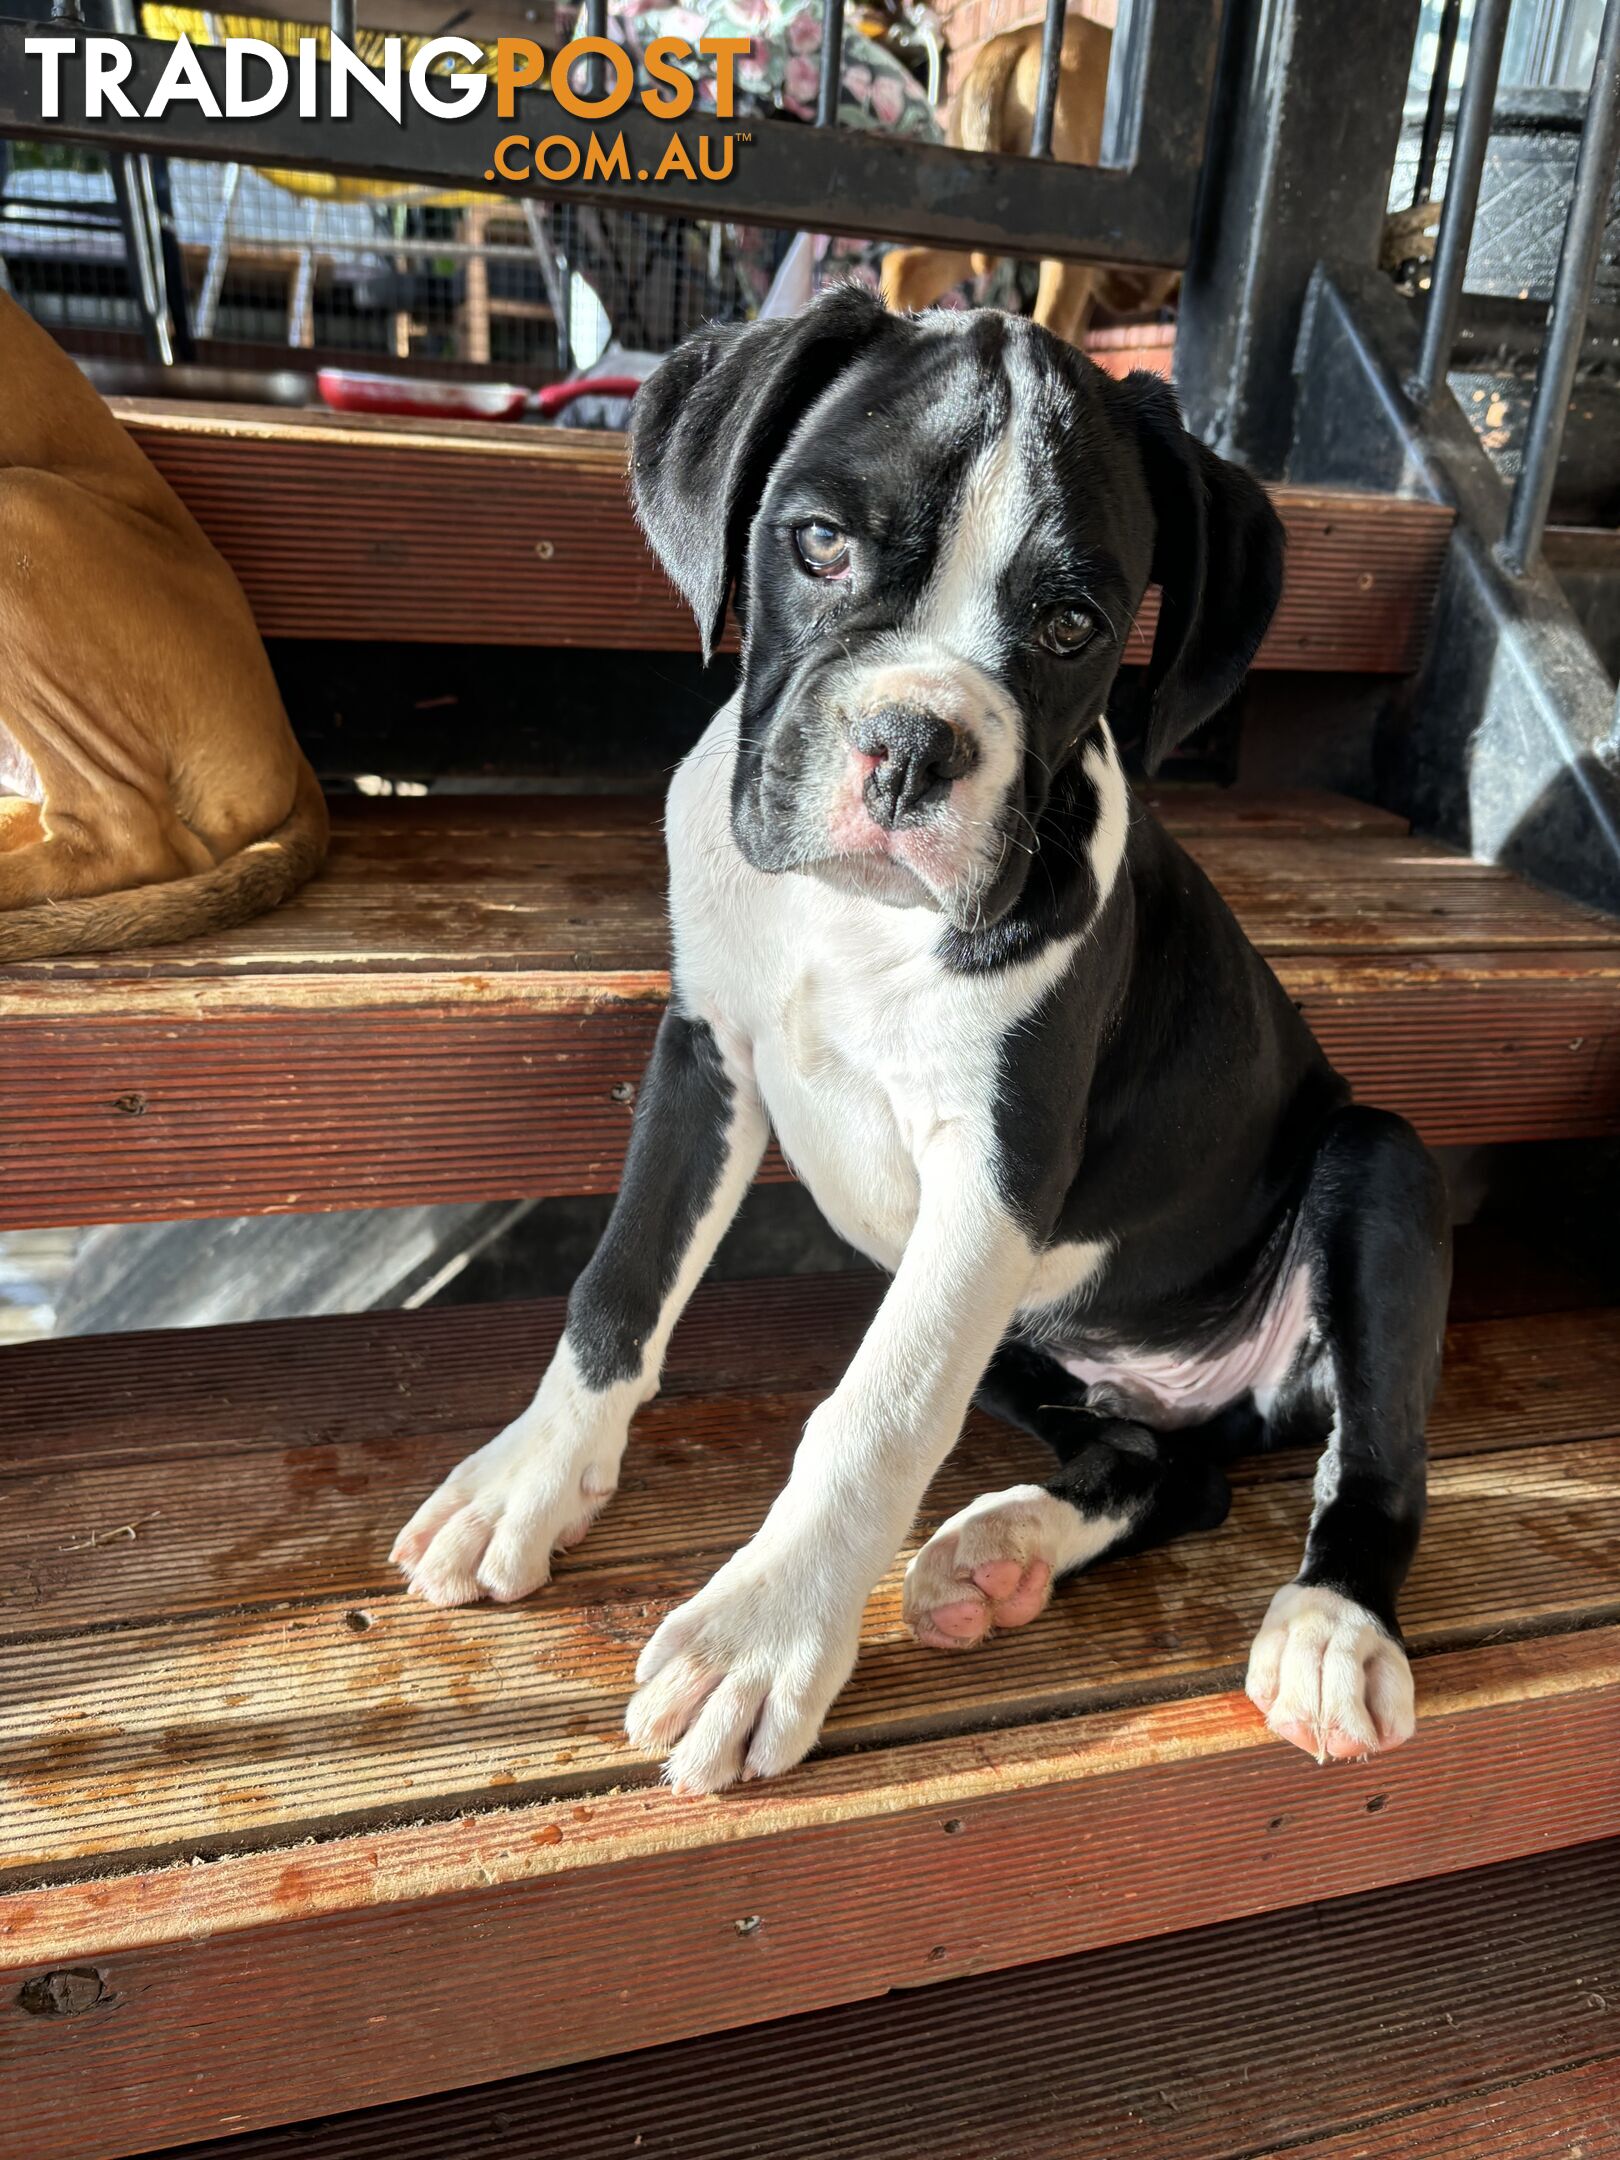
[392,286,1451,1793]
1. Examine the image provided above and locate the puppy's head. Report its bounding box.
[631,287,1283,931]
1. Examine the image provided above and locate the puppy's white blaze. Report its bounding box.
[910,422,1030,666]
[1083,722,1129,921]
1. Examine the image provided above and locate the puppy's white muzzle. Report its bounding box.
[821,646,1025,910]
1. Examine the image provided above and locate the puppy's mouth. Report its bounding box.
[807,747,1020,928]
[730,650,1029,928]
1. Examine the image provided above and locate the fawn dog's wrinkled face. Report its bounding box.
[630,288,1283,934]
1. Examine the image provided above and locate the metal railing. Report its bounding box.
[0,0,1225,272]
[1412,0,1620,577]
[1501,0,1620,573]
[1408,0,1513,407]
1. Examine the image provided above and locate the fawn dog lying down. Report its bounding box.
[0,293,325,962]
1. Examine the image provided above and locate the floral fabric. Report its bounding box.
[605,0,941,138]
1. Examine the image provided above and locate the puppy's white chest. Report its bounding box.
[665,702,1078,1275]
[666,713,996,1265]
[755,956,962,1269]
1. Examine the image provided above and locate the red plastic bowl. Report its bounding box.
[533,375,645,416]
[316,368,530,422]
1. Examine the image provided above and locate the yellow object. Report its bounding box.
[138,8,503,206]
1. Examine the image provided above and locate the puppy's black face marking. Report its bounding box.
[728,312,1147,931]
[630,289,1284,940]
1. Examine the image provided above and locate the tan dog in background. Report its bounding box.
[880,14,1178,346]
[0,294,326,962]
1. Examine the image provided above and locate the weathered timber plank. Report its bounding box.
[1,1631,1616,2160]
[0,971,1612,1228]
[133,1845,1620,2160]
[7,822,1617,987]
[114,405,1453,673]
[4,1431,1618,1877]
[1,1284,1612,1481]
[0,1393,1043,1639]
[1252,2062,1620,2160]
[0,1276,881,1475]
[1,797,1617,1226]
[3,1624,1611,1965]
[3,1297,1619,1635]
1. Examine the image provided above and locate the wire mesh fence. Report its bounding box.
[0,0,1175,391]
[0,143,956,373]
[0,0,962,379]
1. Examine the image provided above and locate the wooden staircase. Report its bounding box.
[2,409,1618,2159]
[3,789,1618,1230]
[107,1843,1620,2160]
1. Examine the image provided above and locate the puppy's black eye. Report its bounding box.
[1040,607,1097,656]
[793,520,850,577]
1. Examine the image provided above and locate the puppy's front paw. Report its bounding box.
[903,1485,1066,1649]
[625,1539,864,1795]
[390,1349,628,1606]
[1246,1583,1415,1762]
[903,1482,1135,1650]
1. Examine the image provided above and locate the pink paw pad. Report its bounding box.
[911,1558,1053,1651]
[973,1558,1051,1626]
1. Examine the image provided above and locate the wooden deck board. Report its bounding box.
[114,402,1453,673]
[5,1435,1620,1880]
[4,1629,1618,2160]
[2,791,1617,1229]
[6,823,1617,985]
[0,1281,1613,1477]
[2,1292,1618,1629]
[1,1286,1618,1882]
[142,1845,1620,2160]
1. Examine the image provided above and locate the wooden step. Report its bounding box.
[2,787,1617,1231]
[130,1843,1620,2160]
[1,1279,1617,2154]
[114,400,1452,671]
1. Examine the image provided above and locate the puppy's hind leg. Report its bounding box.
[904,1344,1240,1649]
[1246,1106,1450,1762]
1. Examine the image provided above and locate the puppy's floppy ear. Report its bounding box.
[628,282,892,659]
[1108,372,1285,775]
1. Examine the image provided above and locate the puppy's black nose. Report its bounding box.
[850,706,976,829]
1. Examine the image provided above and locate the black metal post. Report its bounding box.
[1408,0,1511,407]
[146,154,195,362]
[1412,0,1463,206]
[816,0,845,127]
[1176,0,1422,474]
[586,0,607,104]
[330,0,355,46]
[109,151,169,363]
[1101,0,1150,167]
[1030,0,1069,160]
[1500,0,1620,574]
